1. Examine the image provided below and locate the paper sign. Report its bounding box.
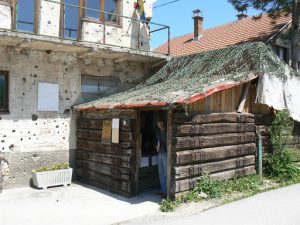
[140,157,149,168]
[112,118,120,143]
[102,120,112,143]
[151,155,158,166]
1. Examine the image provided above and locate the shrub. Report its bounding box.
[266,110,300,181]
[194,173,222,198]
[160,199,178,212]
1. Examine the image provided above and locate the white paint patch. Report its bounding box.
[39,0,60,37]
[0,5,12,29]
[38,82,59,112]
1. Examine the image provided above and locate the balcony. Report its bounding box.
[0,0,170,59]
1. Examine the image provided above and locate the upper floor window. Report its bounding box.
[62,0,79,39]
[16,0,36,33]
[0,71,9,113]
[274,46,288,64]
[85,0,120,23]
[81,75,120,101]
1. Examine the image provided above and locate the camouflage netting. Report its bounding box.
[74,42,298,110]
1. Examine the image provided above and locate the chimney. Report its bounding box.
[193,9,203,41]
[236,11,248,20]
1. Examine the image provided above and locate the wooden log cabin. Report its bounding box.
[73,43,300,198]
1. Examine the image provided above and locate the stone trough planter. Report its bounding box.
[32,168,73,189]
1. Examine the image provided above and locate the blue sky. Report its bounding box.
[150,0,261,48]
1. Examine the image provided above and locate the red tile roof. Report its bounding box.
[155,13,291,56]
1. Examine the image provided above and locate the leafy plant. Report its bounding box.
[194,173,222,198]
[160,199,178,212]
[265,110,300,181]
[35,162,69,172]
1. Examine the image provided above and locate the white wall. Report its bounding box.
[0,4,11,30]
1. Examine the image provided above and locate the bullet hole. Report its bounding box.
[65,68,68,71]
[63,137,65,140]
[22,93,25,96]
[33,134,36,136]
[28,137,31,140]
[28,131,30,134]
[32,114,38,121]
[33,154,38,157]
[63,109,70,115]
[12,130,15,132]
[2,147,4,150]
[9,144,14,150]
[47,21,51,25]
[54,120,56,122]
[35,65,38,68]
[35,123,37,125]
[56,125,59,128]
[22,77,26,82]
[3,135,6,137]
[33,74,37,78]
[65,90,68,93]
[45,49,52,54]
[1,140,4,143]
[57,132,60,134]
[44,122,46,124]
[20,138,23,141]
[21,109,24,111]
[66,98,70,100]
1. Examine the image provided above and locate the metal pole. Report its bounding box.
[167,27,171,55]
[257,134,263,178]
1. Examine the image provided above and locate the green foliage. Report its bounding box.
[194,173,222,198]
[269,110,294,152]
[265,111,300,181]
[160,199,178,212]
[228,0,293,15]
[266,148,300,181]
[35,162,69,172]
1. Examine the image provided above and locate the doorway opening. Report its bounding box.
[139,110,167,193]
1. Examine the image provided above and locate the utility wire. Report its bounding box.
[153,0,180,9]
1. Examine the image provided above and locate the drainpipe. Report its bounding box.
[257,134,263,178]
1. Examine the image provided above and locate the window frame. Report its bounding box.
[84,0,122,26]
[0,71,9,114]
[81,75,120,96]
[12,0,41,34]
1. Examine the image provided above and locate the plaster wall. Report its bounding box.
[0,45,149,187]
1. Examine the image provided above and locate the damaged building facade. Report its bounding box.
[0,0,168,188]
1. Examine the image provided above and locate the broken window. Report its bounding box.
[0,71,9,112]
[85,0,120,23]
[62,0,79,39]
[81,75,120,101]
[16,0,36,33]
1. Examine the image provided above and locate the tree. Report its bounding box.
[228,0,300,71]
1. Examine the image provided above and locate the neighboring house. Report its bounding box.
[156,11,292,64]
[0,0,168,188]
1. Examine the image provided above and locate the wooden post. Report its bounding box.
[135,109,141,195]
[167,109,173,199]
[237,82,250,113]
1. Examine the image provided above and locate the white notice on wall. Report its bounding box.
[112,118,120,144]
[38,82,59,112]
[152,155,158,166]
[140,157,149,168]
[112,118,120,128]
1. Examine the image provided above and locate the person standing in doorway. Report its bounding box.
[156,121,167,197]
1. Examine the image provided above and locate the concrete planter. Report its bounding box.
[32,168,72,189]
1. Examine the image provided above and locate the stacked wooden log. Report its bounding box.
[171,112,257,198]
[76,110,137,197]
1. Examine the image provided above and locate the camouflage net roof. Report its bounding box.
[74,42,297,110]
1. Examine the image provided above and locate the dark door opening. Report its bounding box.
[139,110,167,192]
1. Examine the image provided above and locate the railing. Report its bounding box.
[10,0,170,55]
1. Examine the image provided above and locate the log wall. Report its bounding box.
[76,109,137,197]
[171,112,257,198]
